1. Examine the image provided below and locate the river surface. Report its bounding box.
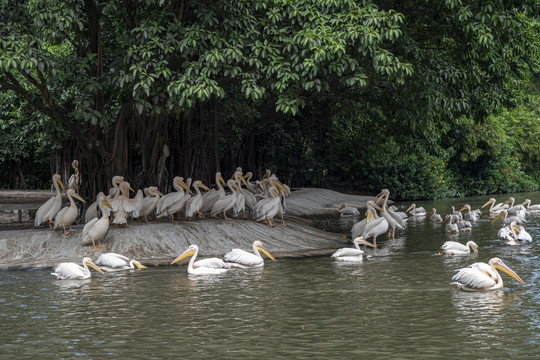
[1,192,539,359]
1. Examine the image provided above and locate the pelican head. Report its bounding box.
[481,198,495,209]
[406,204,416,213]
[466,241,479,253]
[491,210,508,224]
[83,257,105,275]
[67,188,86,203]
[53,173,66,192]
[353,236,376,248]
[489,257,525,285]
[130,260,147,269]
[171,245,197,265]
[254,240,276,261]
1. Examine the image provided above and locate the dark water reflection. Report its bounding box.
[1,192,539,358]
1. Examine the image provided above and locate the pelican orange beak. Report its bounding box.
[133,260,147,269]
[338,205,345,211]
[101,200,113,209]
[88,261,105,275]
[494,261,525,285]
[272,181,289,196]
[129,186,135,193]
[375,193,386,204]
[237,175,250,189]
[58,179,66,193]
[406,204,414,213]
[426,209,435,216]
[171,249,195,265]
[371,203,383,212]
[179,181,194,195]
[199,183,211,191]
[491,212,505,224]
[458,206,466,212]
[257,246,276,261]
[480,199,494,209]
[219,176,226,185]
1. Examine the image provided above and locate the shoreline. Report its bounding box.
[0,188,376,270]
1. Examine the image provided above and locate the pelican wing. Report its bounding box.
[124,190,144,213]
[224,249,263,266]
[95,253,130,268]
[157,192,183,214]
[441,241,468,252]
[35,196,56,225]
[194,257,230,269]
[82,217,99,238]
[452,267,496,289]
[52,263,86,279]
[331,248,364,258]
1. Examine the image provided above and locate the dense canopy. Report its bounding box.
[1,0,539,199]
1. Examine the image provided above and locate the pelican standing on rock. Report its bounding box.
[51,257,104,280]
[134,186,163,222]
[185,180,211,220]
[331,237,375,262]
[54,189,85,234]
[82,197,112,251]
[440,240,478,255]
[451,257,525,291]
[171,244,231,275]
[199,172,226,215]
[95,253,147,272]
[224,241,276,268]
[156,177,192,222]
[35,174,66,228]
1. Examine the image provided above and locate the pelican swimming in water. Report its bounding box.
[451,257,525,291]
[331,237,375,262]
[94,253,147,272]
[459,204,481,222]
[440,240,478,255]
[481,198,509,214]
[35,174,66,228]
[522,199,540,213]
[54,188,85,234]
[224,240,276,268]
[406,203,426,217]
[51,257,104,280]
[491,210,525,226]
[171,244,231,275]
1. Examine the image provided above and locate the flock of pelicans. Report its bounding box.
[32,163,536,292]
[336,189,537,291]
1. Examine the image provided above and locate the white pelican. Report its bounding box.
[331,237,374,262]
[243,171,259,194]
[211,179,240,219]
[134,186,163,222]
[406,203,426,217]
[491,210,525,226]
[85,191,107,223]
[35,174,66,228]
[54,189,85,234]
[451,257,525,291]
[82,198,112,251]
[338,204,360,217]
[522,199,540,213]
[199,172,226,214]
[170,244,231,275]
[105,175,125,205]
[112,182,143,226]
[377,189,406,238]
[441,240,478,255]
[185,180,211,220]
[459,204,481,222]
[362,204,388,247]
[51,257,104,280]
[481,198,509,214]
[445,215,459,234]
[156,177,192,222]
[254,186,282,226]
[427,208,443,222]
[224,240,276,268]
[95,253,147,272]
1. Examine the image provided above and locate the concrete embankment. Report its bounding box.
[0,188,376,270]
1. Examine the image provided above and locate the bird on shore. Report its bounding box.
[54,189,85,234]
[451,257,525,291]
[51,257,104,280]
[94,253,147,272]
[185,180,211,220]
[171,244,231,275]
[156,177,192,222]
[82,197,112,251]
[224,241,276,268]
[331,237,375,262]
[35,174,66,228]
[134,186,163,222]
[338,204,360,217]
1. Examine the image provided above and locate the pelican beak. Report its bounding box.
[73,193,86,203]
[238,175,250,189]
[58,179,66,193]
[171,249,195,265]
[494,262,525,285]
[480,199,493,209]
[502,199,512,205]
[219,176,226,185]
[406,204,413,213]
[101,200,113,209]
[129,186,135,193]
[366,211,373,222]
[375,193,386,204]
[338,205,345,211]
[261,171,270,180]
[272,181,289,196]
[471,245,479,253]
[133,260,147,269]
[200,184,211,191]
[426,210,434,216]
[179,181,193,195]
[458,206,466,212]
[491,212,504,224]
[371,203,382,211]
[257,246,276,261]
[88,261,105,275]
